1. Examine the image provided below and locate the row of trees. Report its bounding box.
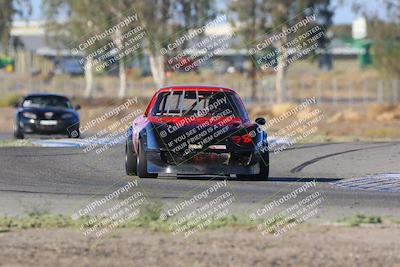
[42,0,334,101]
[1,0,398,101]
[229,0,332,102]
[43,0,215,99]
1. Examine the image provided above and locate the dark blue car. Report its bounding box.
[14,93,80,139]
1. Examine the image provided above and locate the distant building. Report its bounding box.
[8,19,365,75]
[10,20,82,75]
[10,20,71,56]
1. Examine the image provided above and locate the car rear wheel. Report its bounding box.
[237,151,269,181]
[125,139,137,176]
[137,138,158,179]
[256,151,269,180]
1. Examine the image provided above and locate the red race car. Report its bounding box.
[125,85,269,180]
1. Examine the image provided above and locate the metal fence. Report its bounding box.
[1,75,399,105]
[225,78,400,105]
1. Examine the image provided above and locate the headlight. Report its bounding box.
[61,113,74,119]
[22,112,37,119]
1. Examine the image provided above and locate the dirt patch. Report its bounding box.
[1,225,400,267]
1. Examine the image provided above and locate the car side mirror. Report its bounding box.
[255,117,266,125]
[74,104,81,110]
[13,103,19,108]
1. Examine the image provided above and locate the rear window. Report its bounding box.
[150,90,249,120]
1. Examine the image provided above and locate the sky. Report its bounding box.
[18,0,389,25]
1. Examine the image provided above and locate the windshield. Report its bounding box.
[150,90,248,120]
[22,96,73,109]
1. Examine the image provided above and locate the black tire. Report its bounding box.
[237,151,269,181]
[256,151,269,180]
[13,125,24,139]
[137,138,157,178]
[125,138,137,176]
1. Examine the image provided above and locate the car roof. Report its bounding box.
[156,85,236,93]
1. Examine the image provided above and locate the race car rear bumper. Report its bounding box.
[146,150,261,175]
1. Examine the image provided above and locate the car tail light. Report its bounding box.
[242,133,252,144]
[231,135,242,144]
[231,133,253,145]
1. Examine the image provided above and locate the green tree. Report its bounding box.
[43,0,142,98]
[43,0,216,97]
[229,0,270,101]
[135,0,216,88]
[96,0,136,98]
[0,0,31,55]
[348,0,400,76]
[230,0,332,102]
[369,0,400,77]
[43,0,111,98]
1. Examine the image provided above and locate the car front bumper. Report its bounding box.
[18,117,79,135]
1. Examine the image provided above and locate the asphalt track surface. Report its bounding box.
[0,141,400,221]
